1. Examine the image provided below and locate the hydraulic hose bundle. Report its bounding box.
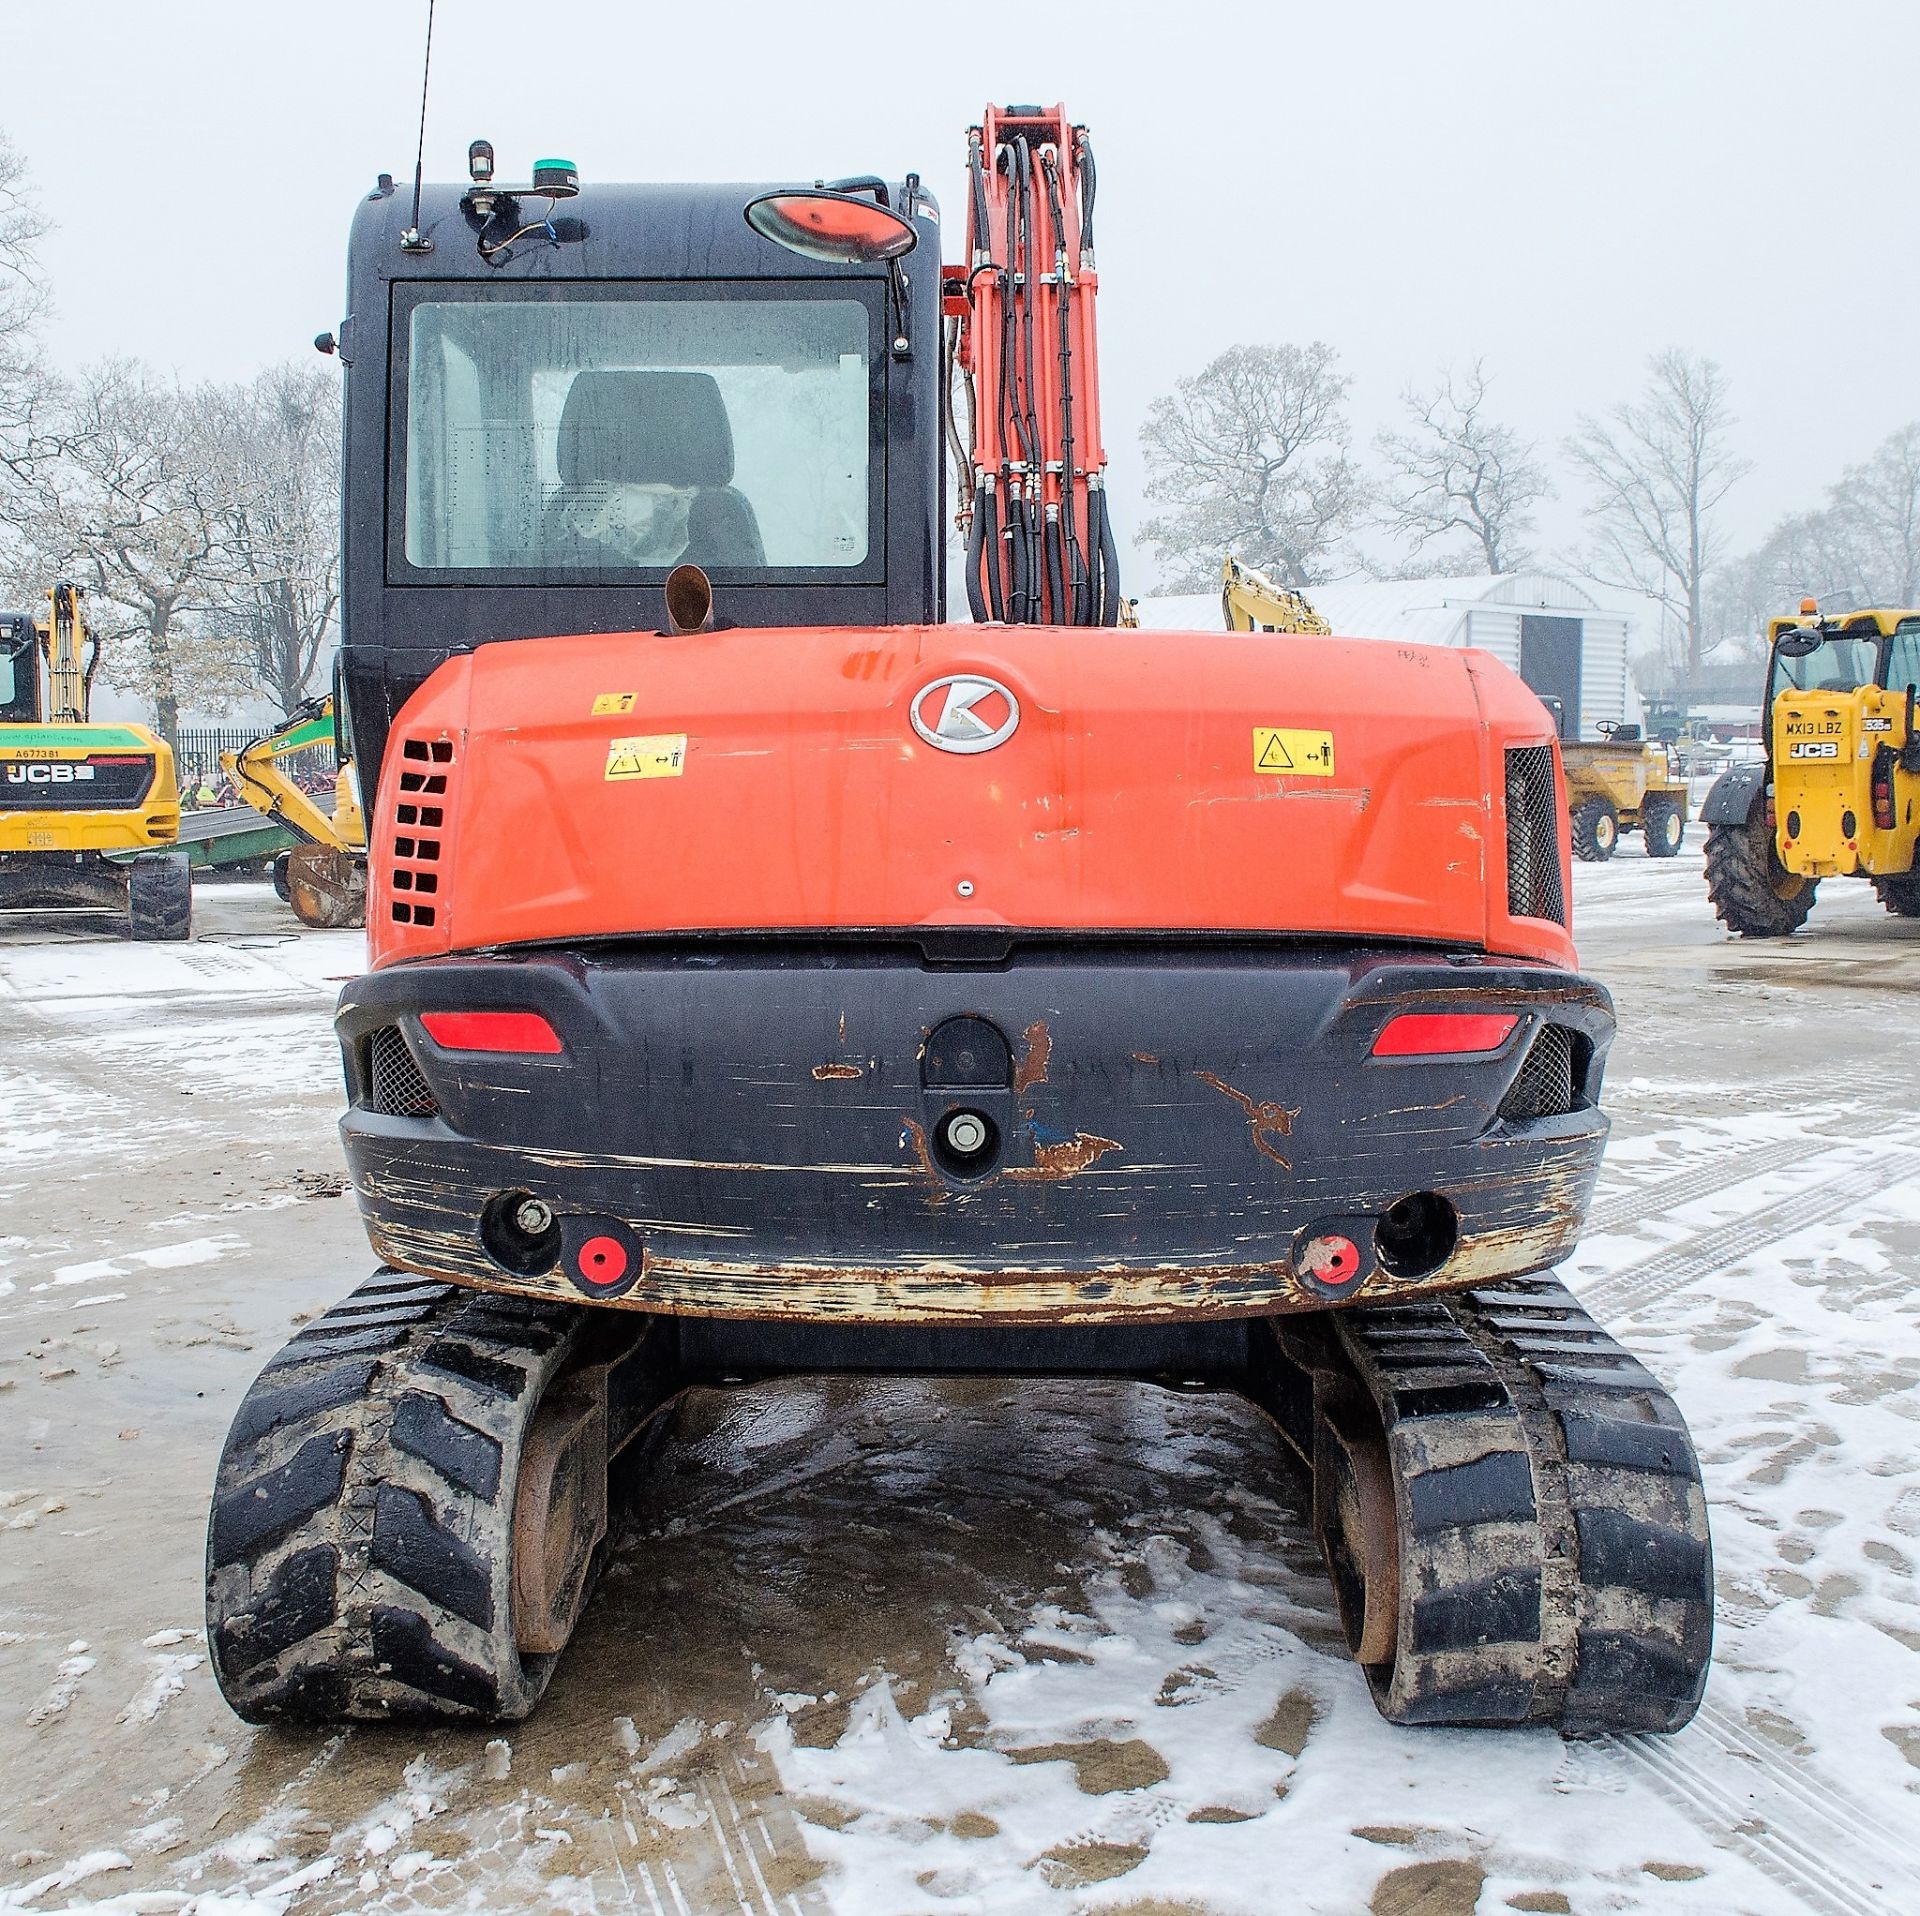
[952,105,1119,626]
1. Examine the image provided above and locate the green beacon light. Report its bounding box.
[531,158,579,198]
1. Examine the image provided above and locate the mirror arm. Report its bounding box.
[890,261,913,360]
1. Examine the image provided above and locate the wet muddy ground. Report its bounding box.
[2,856,1918,1914]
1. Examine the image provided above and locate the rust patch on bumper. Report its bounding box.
[362,1213,1580,1329]
[1005,1132,1123,1181]
[812,1062,864,1081]
[1195,1070,1301,1169]
[1013,1018,1053,1093]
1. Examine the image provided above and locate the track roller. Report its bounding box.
[206,1272,684,1723]
[1254,1275,1713,1736]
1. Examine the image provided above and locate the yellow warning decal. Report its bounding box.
[592,692,638,715]
[1253,727,1335,776]
[605,733,687,780]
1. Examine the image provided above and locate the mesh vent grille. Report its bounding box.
[368,1025,438,1118]
[1499,1023,1576,1121]
[389,735,454,928]
[1505,745,1566,925]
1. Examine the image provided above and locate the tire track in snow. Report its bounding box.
[1577,1130,1920,1322]
[1613,1699,1920,1916]
[1576,1121,1920,1910]
[1587,1139,1808,1239]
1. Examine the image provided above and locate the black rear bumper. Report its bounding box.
[336,938,1612,1324]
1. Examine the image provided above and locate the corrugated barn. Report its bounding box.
[1141,572,1644,740]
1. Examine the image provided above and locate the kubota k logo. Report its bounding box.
[909,674,1020,755]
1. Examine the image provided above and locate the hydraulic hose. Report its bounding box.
[1077,131,1097,258]
[1093,483,1122,625]
[1006,484,1030,623]
[981,479,1005,622]
[964,476,989,623]
[1045,505,1066,626]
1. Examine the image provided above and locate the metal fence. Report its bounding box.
[172,725,339,807]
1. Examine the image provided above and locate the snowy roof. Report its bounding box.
[1135,571,1615,645]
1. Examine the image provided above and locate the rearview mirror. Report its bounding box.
[744,189,918,265]
[1774,626,1824,658]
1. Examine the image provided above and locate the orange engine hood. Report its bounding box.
[367,625,1574,968]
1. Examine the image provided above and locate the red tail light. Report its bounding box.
[1872,754,1895,831]
[1372,1012,1519,1058]
[419,1010,564,1055]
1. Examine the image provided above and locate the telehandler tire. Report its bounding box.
[1571,798,1619,862]
[127,851,192,941]
[1641,797,1685,859]
[1705,812,1815,936]
[1873,871,1920,918]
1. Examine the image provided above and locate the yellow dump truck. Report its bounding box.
[1703,602,1920,934]
[1561,724,1690,861]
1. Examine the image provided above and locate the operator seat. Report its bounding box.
[545,370,765,567]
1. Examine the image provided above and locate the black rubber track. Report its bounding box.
[1327,1275,1713,1736]
[1704,813,1816,937]
[206,1272,590,1724]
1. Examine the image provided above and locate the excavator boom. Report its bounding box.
[951,105,1118,626]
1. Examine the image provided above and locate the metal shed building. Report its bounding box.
[1140,572,1644,741]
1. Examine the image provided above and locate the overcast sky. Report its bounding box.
[10,0,1918,589]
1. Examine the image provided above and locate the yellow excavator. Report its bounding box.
[220,696,366,928]
[0,584,190,938]
[1704,600,1920,933]
[1221,555,1332,634]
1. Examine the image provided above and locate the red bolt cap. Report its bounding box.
[576,1235,630,1287]
[1301,1234,1362,1286]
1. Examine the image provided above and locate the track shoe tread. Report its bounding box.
[206,1271,590,1724]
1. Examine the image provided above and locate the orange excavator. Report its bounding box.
[206,108,1710,1737]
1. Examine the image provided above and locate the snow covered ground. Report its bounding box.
[1,856,1917,1916]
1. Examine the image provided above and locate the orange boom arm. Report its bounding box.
[948,104,1117,626]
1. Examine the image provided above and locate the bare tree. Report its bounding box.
[197,363,342,715]
[13,360,245,744]
[1707,421,1920,653]
[1375,361,1547,573]
[1139,343,1366,589]
[1829,422,1920,605]
[0,129,56,511]
[1567,350,1750,678]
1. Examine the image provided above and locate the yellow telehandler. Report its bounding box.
[1703,601,1920,933]
[0,584,190,938]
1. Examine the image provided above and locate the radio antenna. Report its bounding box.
[400,0,437,252]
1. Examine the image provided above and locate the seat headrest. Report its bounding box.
[556,370,736,488]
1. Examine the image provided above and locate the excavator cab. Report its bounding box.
[335,166,946,787]
[0,612,37,724]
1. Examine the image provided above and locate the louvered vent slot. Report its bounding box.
[367,1024,439,1118]
[1504,745,1566,925]
[1498,1023,1577,1121]
[389,735,454,927]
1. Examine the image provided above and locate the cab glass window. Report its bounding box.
[401,294,874,575]
[1885,621,1920,693]
[0,634,31,721]
[1776,637,1880,694]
